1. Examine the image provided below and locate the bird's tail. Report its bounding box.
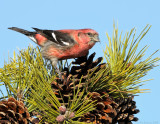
[8,27,37,43]
[8,27,36,36]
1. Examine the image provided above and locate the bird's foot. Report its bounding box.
[56,71,68,83]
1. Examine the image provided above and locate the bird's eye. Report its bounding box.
[87,33,92,36]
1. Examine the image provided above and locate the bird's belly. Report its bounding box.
[46,43,94,60]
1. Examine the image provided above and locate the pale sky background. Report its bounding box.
[0,0,160,123]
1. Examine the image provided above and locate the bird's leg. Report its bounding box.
[54,66,63,80]
[50,58,63,80]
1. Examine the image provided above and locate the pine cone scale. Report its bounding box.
[0,97,30,123]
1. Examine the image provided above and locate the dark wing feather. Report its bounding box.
[32,28,76,46]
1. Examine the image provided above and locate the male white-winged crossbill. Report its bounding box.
[8,27,100,79]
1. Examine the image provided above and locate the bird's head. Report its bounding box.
[76,29,100,45]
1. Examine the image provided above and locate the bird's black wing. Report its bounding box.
[32,28,76,46]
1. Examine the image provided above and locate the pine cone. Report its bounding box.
[51,52,105,107]
[112,96,139,124]
[79,92,117,124]
[70,52,105,79]
[0,97,30,124]
[79,93,139,124]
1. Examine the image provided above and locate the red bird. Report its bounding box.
[8,27,100,79]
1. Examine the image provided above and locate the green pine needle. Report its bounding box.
[88,24,160,97]
[0,24,159,123]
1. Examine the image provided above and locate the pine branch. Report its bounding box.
[88,24,160,97]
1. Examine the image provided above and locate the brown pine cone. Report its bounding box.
[0,97,30,124]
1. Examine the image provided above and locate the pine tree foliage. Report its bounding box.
[0,25,159,123]
[0,47,54,100]
[0,46,96,123]
[88,24,160,97]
